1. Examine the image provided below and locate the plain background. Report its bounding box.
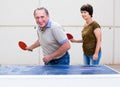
[0,0,120,65]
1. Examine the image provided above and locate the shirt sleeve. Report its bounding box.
[52,25,69,44]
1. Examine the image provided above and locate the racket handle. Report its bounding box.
[28,49,33,52]
[26,47,33,52]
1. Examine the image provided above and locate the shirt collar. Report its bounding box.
[46,19,51,28]
[38,19,51,31]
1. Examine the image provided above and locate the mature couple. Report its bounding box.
[26,4,102,66]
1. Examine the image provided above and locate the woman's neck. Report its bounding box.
[86,18,93,25]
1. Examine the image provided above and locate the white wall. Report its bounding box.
[64,27,83,65]
[0,0,39,25]
[0,27,40,65]
[114,0,120,64]
[0,0,120,65]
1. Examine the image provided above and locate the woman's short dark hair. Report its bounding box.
[80,4,93,17]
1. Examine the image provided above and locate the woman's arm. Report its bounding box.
[93,28,102,60]
[70,39,82,43]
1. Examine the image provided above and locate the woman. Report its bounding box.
[71,4,102,65]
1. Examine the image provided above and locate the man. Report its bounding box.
[26,7,71,65]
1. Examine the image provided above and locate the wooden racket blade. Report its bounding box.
[66,33,73,39]
[18,41,27,50]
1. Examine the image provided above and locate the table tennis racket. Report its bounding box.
[66,33,73,39]
[18,41,27,50]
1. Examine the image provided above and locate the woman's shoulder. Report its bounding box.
[92,21,101,28]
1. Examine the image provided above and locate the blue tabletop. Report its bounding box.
[0,65,119,75]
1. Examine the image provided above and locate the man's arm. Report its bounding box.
[26,39,40,51]
[43,41,70,63]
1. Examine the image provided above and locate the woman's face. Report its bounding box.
[81,11,91,20]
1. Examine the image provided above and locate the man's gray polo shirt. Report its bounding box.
[37,20,69,59]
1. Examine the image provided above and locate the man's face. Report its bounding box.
[34,9,49,28]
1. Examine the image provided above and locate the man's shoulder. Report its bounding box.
[51,20,62,28]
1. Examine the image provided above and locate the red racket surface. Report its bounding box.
[66,33,73,39]
[18,41,27,50]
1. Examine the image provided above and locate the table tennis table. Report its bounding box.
[0,65,119,75]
